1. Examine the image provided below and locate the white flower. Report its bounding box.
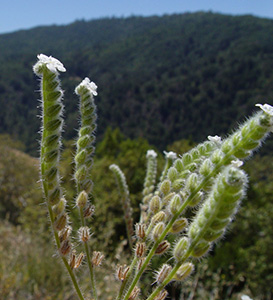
[208,135,222,143]
[231,159,244,168]
[34,54,66,74]
[75,77,98,96]
[146,149,157,158]
[255,103,273,116]
[163,151,177,160]
[241,295,253,300]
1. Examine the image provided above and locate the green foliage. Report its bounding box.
[0,221,72,300]
[1,13,273,153]
[0,139,41,224]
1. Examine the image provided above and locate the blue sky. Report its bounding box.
[1,0,273,34]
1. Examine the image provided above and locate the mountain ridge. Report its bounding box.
[0,12,272,154]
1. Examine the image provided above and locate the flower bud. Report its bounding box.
[172,179,185,191]
[75,149,87,165]
[182,153,192,166]
[52,197,66,218]
[192,241,210,257]
[48,187,61,205]
[171,218,188,233]
[169,194,182,214]
[185,173,199,193]
[162,192,176,205]
[151,211,166,224]
[174,262,194,281]
[199,158,214,177]
[152,222,165,241]
[174,159,183,173]
[76,190,88,208]
[203,229,223,242]
[167,167,178,182]
[54,213,67,231]
[149,196,161,214]
[188,191,204,207]
[160,179,171,195]
[173,237,189,261]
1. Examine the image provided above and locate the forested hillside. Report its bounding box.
[0,12,273,153]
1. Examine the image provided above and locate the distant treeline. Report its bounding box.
[0,12,273,154]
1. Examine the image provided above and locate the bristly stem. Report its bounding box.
[34,54,85,300]
[75,78,98,300]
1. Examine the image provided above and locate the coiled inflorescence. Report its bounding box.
[188,166,248,257]
[33,54,66,206]
[74,77,98,193]
[110,164,134,248]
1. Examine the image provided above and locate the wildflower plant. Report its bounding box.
[33,54,273,300]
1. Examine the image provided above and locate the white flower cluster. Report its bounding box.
[241,295,253,300]
[163,151,177,160]
[256,103,273,116]
[146,149,157,158]
[75,77,98,96]
[207,135,222,143]
[33,54,66,74]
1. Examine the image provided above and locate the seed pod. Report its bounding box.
[155,264,172,284]
[78,226,91,242]
[83,204,95,218]
[135,242,146,258]
[69,250,76,269]
[135,223,146,240]
[129,286,140,300]
[154,290,168,300]
[117,264,130,281]
[155,240,170,255]
[60,239,71,256]
[92,251,104,267]
[75,252,85,269]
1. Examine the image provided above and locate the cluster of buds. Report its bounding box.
[75,190,95,219]
[74,77,98,193]
[143,150,158,203]
[188,166,248,257]
[33,54,65,206]
[109,164,134,248]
